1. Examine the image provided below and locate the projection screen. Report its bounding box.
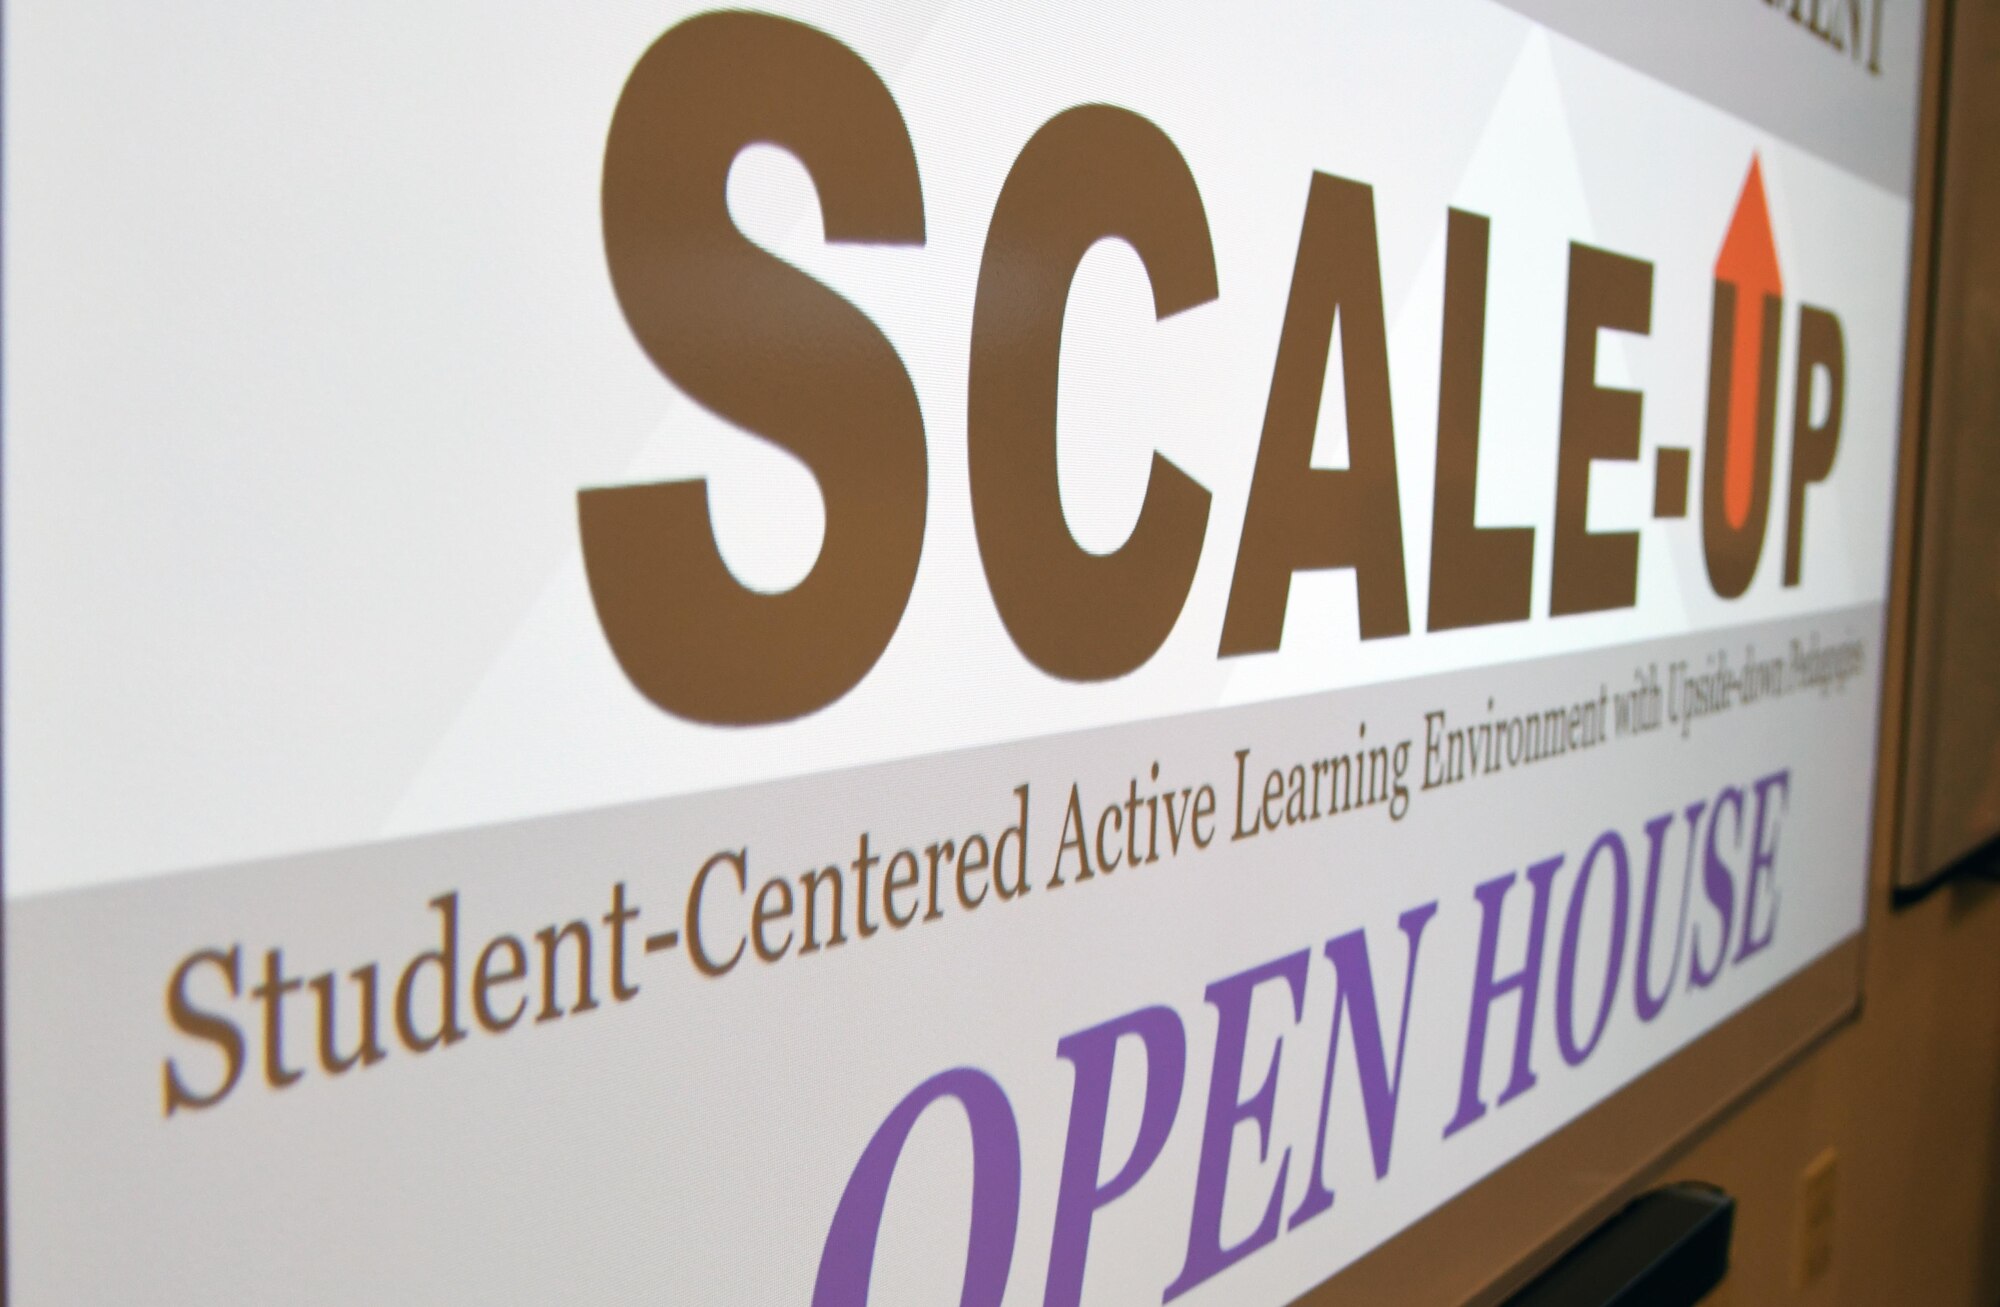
[2,1,1928,1302]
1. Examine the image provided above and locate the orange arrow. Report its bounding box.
[1714,156,1783,531]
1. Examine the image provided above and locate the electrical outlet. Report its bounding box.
[1794,1147,1839,1290]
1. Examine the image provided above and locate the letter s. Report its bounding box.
[1689,786,1743,989]
[587,12,928,724]
[164,946,245,1116]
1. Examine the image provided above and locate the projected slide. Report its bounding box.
[3,1,1923,1302]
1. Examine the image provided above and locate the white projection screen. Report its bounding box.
[1,2,1932,1303]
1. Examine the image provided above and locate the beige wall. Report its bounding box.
[1664,872,2000,1303]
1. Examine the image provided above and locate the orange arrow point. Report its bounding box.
[1715,156,1783,531]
